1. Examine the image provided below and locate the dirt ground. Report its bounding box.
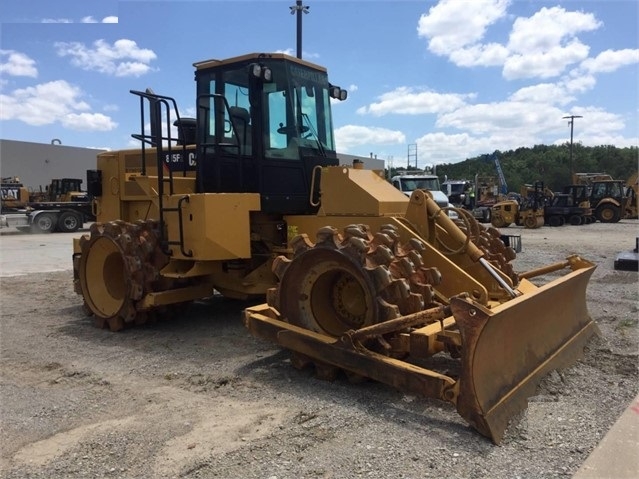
[0,220,637,479]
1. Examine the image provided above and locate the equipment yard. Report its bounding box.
[0,220,637,479]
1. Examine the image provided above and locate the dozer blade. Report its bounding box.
[450,261,598,444]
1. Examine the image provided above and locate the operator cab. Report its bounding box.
[193,53,347,214]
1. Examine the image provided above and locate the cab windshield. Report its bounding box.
[402,178,440,191]
[263,61,336,159]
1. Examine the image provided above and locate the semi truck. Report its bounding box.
[390,173,451,210]
[0,178,95,233]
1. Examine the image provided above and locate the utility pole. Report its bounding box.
[289,1,309,59]
[562,114,583,178]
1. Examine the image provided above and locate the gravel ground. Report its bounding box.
[0,220,637,479]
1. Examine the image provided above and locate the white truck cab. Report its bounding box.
[390,174,451,210]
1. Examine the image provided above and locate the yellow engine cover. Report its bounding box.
[165,193,261,260]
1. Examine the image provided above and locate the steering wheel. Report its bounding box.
[277,123,310,135]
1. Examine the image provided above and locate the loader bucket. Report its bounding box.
[450,260,598,443]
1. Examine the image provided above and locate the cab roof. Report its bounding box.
[193,52,327,72]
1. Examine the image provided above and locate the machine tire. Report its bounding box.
[57,211,82,233]
[269,224,442,339]
[596,204,620,223]
[31,212,56,233]
[548,215,562,227]
[491,215,506,228]
[569,215,583,226]
[77,220,171,330]
[523,216,541,229]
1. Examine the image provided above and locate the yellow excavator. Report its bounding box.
[73,52,598,444]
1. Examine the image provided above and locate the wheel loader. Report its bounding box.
[73,52,598,444]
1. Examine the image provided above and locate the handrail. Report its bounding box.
[309,165,322,207]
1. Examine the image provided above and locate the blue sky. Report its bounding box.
[1,0,637,168]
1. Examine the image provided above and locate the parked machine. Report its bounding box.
[490,182,545,229]
[0,177,30,213]
[544,191,593,226]
[72,52,598,444]
[0,177,94,233]
[494,181,593,228]
[572,173,627,223]
[471,175,502,222]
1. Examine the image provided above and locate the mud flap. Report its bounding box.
[451,263,598,444]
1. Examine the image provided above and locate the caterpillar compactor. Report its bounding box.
[74,53,598,444]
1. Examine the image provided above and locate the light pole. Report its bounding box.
[563,114,583,178]
[289,1,309,59]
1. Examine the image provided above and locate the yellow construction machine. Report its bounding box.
[73,52,598,444]
[0,177,30,212]
[572,173,628,223]
[491,183,546,229]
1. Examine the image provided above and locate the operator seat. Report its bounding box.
[229,106,251,155]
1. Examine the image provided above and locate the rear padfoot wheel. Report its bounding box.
[76,220,171,331]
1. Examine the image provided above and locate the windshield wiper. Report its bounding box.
[302,113,326,157]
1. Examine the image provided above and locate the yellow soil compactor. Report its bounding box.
[73,53,598,444]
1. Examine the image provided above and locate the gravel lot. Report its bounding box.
[1,220,637,479]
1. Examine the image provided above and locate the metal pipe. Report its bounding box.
[479,257,518,298]
[347,305,451,341]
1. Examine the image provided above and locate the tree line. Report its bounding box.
[388,144,638,193]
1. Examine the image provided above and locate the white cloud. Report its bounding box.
[507,7,601,53]
[436,100,564,136]
[357,87,473,116]
[449,43,509,67]
[417,0,510,55]
[582,48,639,74]
[43,16,117,23]
[567,106,625,136]
[418,2,609,81]
[335,125,406,151]
[0,80,117,131]
[509,83,574,106]
[275,48,295,56]
[55,39,157,77]
[81,16,118,24]
[42,18,73,23]
[503,39,591,80]
[416,132,496,163]
[62,113,117,131]
[501,7,600,80]
[0,50,38,78]
[562,70,597,94]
